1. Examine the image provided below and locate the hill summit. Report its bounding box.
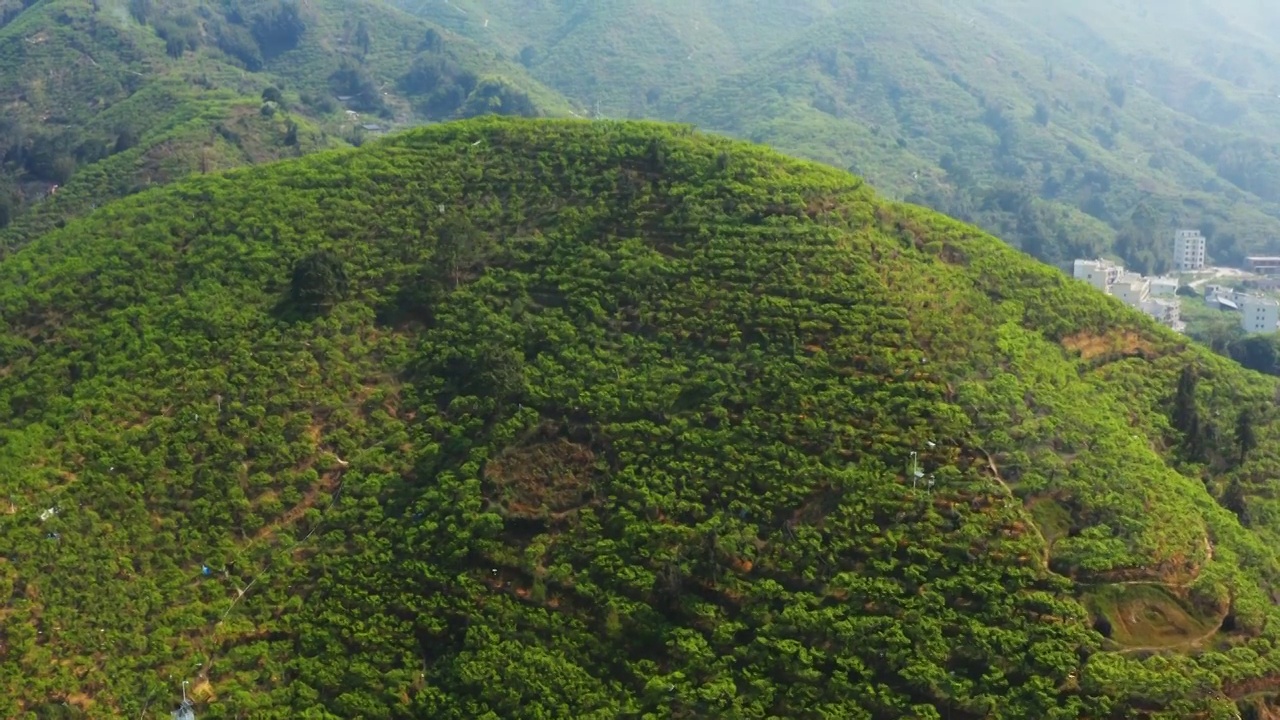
[4,118,1280,718]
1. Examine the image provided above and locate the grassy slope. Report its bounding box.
[398,0,1280,272]
[3,117,1280,717]
[392,0,837,112]
[0,0,569,248]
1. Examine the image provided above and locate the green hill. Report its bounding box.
[399,0,1280,273]
[6,117,1280,718]
[0,0,569,250]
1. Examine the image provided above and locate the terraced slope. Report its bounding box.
[0,0,569,249]
[399,0,1280,272]
[4,118,1280,718]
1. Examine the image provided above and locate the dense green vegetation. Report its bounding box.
[403,0,1280,272]
[7,117,1280,717]
[0,0,566,249]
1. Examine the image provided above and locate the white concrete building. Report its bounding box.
[1241,295,1280,334]
[1073,258,1121,292]
[1112,272,1151,307]
[1150,277,1179,297]
[1205,286,1251,309]
[1141,298,1183,332]
[1173,229,1207,271]
[1247,256,1280,275]
[1072,257,1184,332]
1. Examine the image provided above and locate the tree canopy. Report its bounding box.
[3,118,1280,718]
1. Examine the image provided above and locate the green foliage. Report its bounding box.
[6,117,1280,717]
[403,0,1280,268]
[0,0,564,253]
[1229,334,1280,375]
[1237,408,1258,465]
[289,249,349,312]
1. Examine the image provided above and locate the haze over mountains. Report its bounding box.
[9,2,1280,719]
[406,0,1280,274]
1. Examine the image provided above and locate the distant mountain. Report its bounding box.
[0,0,570,248]
[5,116,1280,718]
[399,0,1280,273]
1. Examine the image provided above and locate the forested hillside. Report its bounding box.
[401,0,1280,272]
[7,117,1280,718]
[0,0,566,249]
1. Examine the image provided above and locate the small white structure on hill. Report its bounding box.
[1073,258,1121,292]
[1173,229,1207,271]
[1141,298,1182,329]
[1204,286,1280,334]
[1242,295,1280,334]
[1247,256,1280,275]
[1072,258,1182,331]
[1150,277,1179,297]
[1205,285,1239,308]
[1111,271,1151,307]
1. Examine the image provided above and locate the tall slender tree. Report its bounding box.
[1172,366,1206,461]
[1237,407,1258,465]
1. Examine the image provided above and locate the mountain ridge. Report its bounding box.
[398,0,1280,274]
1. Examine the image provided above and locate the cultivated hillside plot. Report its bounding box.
[3,118,1280,718]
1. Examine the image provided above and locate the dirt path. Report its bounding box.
[980,448,1053,572]
[252,468,343,544]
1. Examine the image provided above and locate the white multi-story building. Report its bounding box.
[1072,257,1184,332]
[1111,272,1151,307]
[1149,277,1180,297]
[1173,229,1207,271]
[1241,295,1280,334]
[1073,258,1121,292]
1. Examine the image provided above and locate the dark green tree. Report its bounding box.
[1229,335,1279,375]
[262,86,283,104]
[1105,75,1127,106]
[1033,102,1050,126]
[289,249,348,310]
[251,0,306,58]
[128,0,153,23]
[114,126,140,154]
[1237,407,1258,465]
[1172,366,1206,461]
[419,27,443,53]
[433,216,492,289]
[355,19,372,57]
[474,345,525,402]
[1223,479,1247,522]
